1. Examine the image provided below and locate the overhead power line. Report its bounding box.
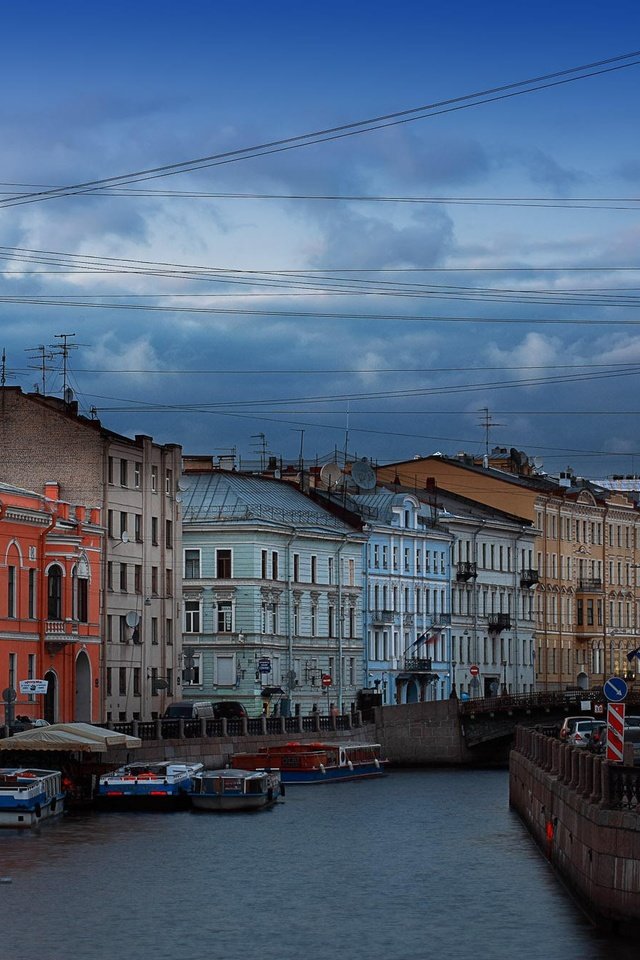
[1,51,639,208]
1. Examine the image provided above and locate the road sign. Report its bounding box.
[258,658,271,675]
[606,702,625,762]
[603,676,628,703]
[321,674,332,688]
[19,680,49,695]
[469,665,480,677]
[2,688,16,702]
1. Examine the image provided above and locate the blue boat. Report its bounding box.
[230,742,388,784]
[189,769,283,812]
[97,760,203,806]
[0,767,65,829]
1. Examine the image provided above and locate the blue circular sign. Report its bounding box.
[603,676,628,703]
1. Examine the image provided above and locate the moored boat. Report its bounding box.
[97,760,203,806]
[0,768,65,828]
[189,768,283,811]
[230,742,388,784]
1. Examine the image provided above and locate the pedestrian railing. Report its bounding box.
[103,712,365,743]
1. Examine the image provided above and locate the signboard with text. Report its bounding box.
[19,680,49,695]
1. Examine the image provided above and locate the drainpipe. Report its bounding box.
[336,535,349,713]
[472,521,486,677]
[285,527,296,708]
[513,527,527,695]
[38,503,57,718]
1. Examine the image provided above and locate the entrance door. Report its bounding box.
[75,651,92,721]
[43,671,57,723]
[405,680,418,703]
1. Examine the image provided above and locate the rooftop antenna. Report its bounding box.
[479,407,504,460]
[50,333,79,399]
[293,428,305,471]
[25,344,55,394]
[250,433,268,470]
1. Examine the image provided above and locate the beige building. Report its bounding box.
[377,454,640,692]
[0,387,183,720]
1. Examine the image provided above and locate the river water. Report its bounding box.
[0,769,635,960]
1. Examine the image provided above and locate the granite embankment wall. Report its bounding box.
[374,700,475,765]
[509,727,640,932]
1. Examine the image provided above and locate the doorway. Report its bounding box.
[75,651,92,721]
[43,670,57,723]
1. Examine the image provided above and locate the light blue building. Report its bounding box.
[326,489,454,704]
[180,470,365,716]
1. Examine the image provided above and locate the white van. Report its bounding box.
[163,700,214,720]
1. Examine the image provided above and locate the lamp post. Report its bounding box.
[501,659,508,696]
[450,660,458,699]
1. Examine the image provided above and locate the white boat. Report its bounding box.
[97,760,203,806]
[189,768,283,812]
[0,767,65,828]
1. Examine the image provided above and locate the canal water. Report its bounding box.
[0,769,635,960]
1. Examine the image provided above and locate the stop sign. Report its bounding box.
[470,665,480,677]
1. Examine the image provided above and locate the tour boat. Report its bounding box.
[189,768,283,812]
[0,767,65,828]
[230,742,388,784]
[97,760,203,806]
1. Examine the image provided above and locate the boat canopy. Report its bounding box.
[0,722,142,753]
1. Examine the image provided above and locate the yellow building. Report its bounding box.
[377,454,640,692]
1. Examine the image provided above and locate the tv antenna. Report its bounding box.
[479,407,504,458]
[25,344,55,394]
[251,433,268,470]
[50,333,79,399]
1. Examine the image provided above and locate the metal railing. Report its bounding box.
[103,712,364,742]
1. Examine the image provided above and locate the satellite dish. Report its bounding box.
[125,611,140,628]
[351,459,376,490]
[177,479,189,491]
[121,531,130,543]
[320,462,343,488]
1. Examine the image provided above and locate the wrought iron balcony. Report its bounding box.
[403,657,433,672]
[577,578,603,593]
[456,561,478,582]
[370,609,395,624]
[520,568,539,588]
[487,613,511,632]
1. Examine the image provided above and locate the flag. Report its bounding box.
[626,646,640,662]
[412,632,428,648]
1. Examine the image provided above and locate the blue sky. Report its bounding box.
[1,1,640,478]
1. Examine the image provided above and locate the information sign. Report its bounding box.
[258,658,271,675]
[19,680,49,695]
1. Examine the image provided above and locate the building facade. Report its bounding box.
[181,470,365,716]
[0,480,102,724]
[0,387,183,720]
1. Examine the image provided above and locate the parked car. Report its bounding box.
[6,716,50,735]
[559,715,594,740]
[162,701,214,720]
[566,719,604,748]
[211,701,248,720]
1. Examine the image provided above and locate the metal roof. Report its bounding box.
[181,472,358,533]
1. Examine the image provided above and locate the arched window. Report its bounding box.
[73,557,90,623]
[48,565,63,620]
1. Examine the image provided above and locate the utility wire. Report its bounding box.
[1,51,639,208]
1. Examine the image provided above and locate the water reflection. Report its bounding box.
[0,769,635,960]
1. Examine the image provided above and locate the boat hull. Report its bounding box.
[191,794,278,811]
[280,762,387,784]
[0,769,65,829]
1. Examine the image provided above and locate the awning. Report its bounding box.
[0,722,142,753]
[261,686,285,698]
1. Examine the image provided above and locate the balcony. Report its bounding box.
[403,657,433,672]
[577,578,603,593]
[370,609,395,624]
[520,568,539,588]
[45,619,80,654]
[456,561,478,582]
[487,613,511,632]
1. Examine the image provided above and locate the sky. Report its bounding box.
[1,1,640,479]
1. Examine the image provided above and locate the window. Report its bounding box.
[328,605,335,637]
[151,566,158,594]
[271,551,279,580]
[27,653,36,702]
[165,519,173,549]
[184,549,200,579]
[166,668,173,695]
[327,556,334,584]
[261,601,277,634]
[108,510,114,538]
[28,569,36,618]
[151,517,158,545]
[133,668,141,696]
[120,458,128,487]
[134,462,141,489]
[293,553,300,581]
[120,512,127,538]
[134,514,142,542]
[107,615,113,643]
[108,456,114,484]
[151,465,158,493]
[151,618,159,644]
[165,468,173,495]
[217,601,233,632]
[166,618,173,645]
[107,561,113,591]
[310,555,317,583]
[119,615,128,643]
[310,604,317,636]
[185,600,201,632]
[165,568,173,596]
[348,558,355,586]
[7,565,16,618]
[119,667,127,695]
[106,668,112,697]
[261,550,268,579]
[135,565,142,594]
[120,563,128,592]
[76,574,88,623]
[47,565,63,619]
[216,549,232,578]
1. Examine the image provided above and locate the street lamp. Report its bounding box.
[450,660,458,699]
[501,659,508,696]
